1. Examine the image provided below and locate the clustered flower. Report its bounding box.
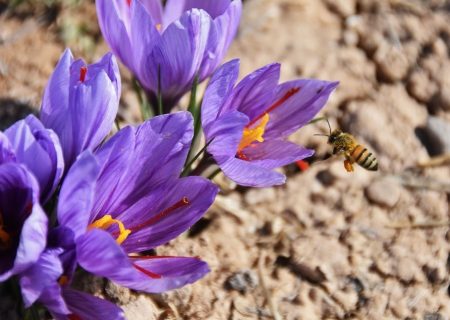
[0,0,338,318]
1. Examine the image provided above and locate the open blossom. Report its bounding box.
[0,162,47,282]
[202,59,339,187]
[96,0,241,110]
[40,49,121,168]
[4,115,64,203]
[57,112,218,293]
[19,229,125,320]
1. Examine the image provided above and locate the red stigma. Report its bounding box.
[296,160,310,171]
[126,0,131,6]
[247,87,300,127]
[68,315,82,320]
[79,66,87,82]
[236,151,249,161]
[133,263,161,279]
[128,197,190,233]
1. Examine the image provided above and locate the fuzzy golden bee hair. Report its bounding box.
[316,120,378,172]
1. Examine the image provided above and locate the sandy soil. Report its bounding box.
[1,0,449,319]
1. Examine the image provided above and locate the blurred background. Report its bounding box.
[1,0,449,319]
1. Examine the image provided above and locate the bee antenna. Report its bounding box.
[326,118,332,136]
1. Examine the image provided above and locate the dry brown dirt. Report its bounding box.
[1,0,450,319]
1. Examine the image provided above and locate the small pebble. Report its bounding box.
[424,116,450,154]
[224,270,259,293]
[365,177,401,208]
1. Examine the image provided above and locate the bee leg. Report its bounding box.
[344,159,354,172]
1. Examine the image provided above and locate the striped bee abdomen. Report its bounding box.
[350,145,378,171]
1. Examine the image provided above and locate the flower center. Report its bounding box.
[236,87,300,159]
[88,197,190,245]
[237,113,270,152]
[88,215,131,245]
[0,210,11,250]
[79,66,87,82]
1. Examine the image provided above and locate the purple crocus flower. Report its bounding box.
[0,162,47,282]
[41,49,121,168]
[201,59,339,187]
[57,112,217,293]
[96,0,241,110]
[4,115,64,203]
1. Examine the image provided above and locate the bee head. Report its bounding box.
[328,129,342,144]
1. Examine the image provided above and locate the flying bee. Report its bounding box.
[315,119,378,172]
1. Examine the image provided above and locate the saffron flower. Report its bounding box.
[57,112,218,293]
[40,49,121,168]
[0,162,47,282]
[96,0,242,110]
[201,60,339,187]
[4,115,64,203]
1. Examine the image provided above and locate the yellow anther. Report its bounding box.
[88,215,131,245]
[59,275,69,286]
[237,113,270,152]
[156,23,162,31]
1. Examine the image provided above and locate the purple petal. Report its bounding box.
[66,70,118,165]
[201,59,240,131]
[129,256,209,293]
[0,131,16,163]
[183,0,233,18]
[5,115,64,203]
[240,140,314,169]
[92,112,193,218]
[85,52,121,98]
[0,164,47,281]
[58,151,100,239]
[140,0,163,24]
[130,0,161,88]
[77,228,208,293]
[146,9,212,103]
[96,0,135,71]
[39,284,70,316]
[264,80,339,139]
[206,111,248,158]
[76,229,141,286]
[62,288,125,320]
[203,0,242,74]
[217,155,285,187]
[40,49,72,136]
[119,176,218,252]
[20,248,64,307]
[227,63,280,120]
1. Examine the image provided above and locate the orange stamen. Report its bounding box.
[88,215,131,245]
[58,275,69,286]
[127,197,190,233]
[133,263,161,279]
[247,87,300,128]
[155,23,162,31]
[79,66,87,82]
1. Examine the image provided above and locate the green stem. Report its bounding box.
[207,167,222,180]
[181,139,213,177]
[132,78,152,120]
[157,64,163,115]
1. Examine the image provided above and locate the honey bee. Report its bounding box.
[316,120,378,172]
